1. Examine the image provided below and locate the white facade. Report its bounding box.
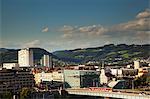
[3,63,19,69]
[43,55,52,67]
[118,69,123,76]
[40,55,52,67]
[111,69,123,76]
[127,65,131,68]
[111,69,118,76]
[52,71,63,81]
[134,61,140,69]
[100,69,108,84]
[18,48,33,67]
[34,71,63,84]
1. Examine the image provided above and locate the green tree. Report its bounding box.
[134,75,148,88]
[20,87,36,99]
[146,76,150,85]
[20,88,31,99]
[0,91,12,99]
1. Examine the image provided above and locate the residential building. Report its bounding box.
[0,68,35,94]
[138,67,150,77]
[34,72,53,85]
[18,48,34,67]
[40,55,52,67]
[52,71,63,82]
[34,70,63,85]
[3,63,19,69]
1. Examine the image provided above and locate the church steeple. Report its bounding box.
[100,60,108,85]
[102,61,104,69]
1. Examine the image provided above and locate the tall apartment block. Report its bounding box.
[40,55,52,67]
[18,48,34,67]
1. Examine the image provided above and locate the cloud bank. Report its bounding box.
[60,9,150,42]
[22,40,41,48]
[2,9,149,51]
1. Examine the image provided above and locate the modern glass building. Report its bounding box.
[64,70,99,88]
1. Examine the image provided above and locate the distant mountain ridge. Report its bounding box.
[52,44,150,65]
[0,44,150,66]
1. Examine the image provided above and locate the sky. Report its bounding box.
[1,0,150,52]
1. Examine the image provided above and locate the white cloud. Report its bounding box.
[121,9,149,32]
[78,25,108,35]
[60,24,108,38]
[110,9,150,42]
[135,31,150,41]
[5,9,148,51]
[42,27,49,32]
[136,9,150,19]
[61,33,73,38]
[59,25,75,33]
[0,41,23,49]
[23,40,41,48]
[113,16,150,32]
[58,9,150,47]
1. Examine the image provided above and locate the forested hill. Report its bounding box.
[53,44,150,65]
[0,44,150,66]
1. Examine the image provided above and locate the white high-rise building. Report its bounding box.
[18,48,33,67]
[41,55,52,67]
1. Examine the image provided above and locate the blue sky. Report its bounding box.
[1,0,150,52]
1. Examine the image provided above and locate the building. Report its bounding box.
[108,80,126,89]
[64,70,99,88]
[100,68,108,85]
[134,60,140,69]
[34,70,63,85]
[99,63,108,85]
[52,71,63,82]
[138,67,150,77]
[3,63,19,69]
[40,55,52,67]
[34,72,53,85]
[0,68,35,94]
[18,48,34,67]
[29,91,54,99]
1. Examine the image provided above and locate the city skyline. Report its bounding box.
[1,0,149,52]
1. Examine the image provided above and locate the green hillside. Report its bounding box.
[53,44,150,65]
[0,44,149,66]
